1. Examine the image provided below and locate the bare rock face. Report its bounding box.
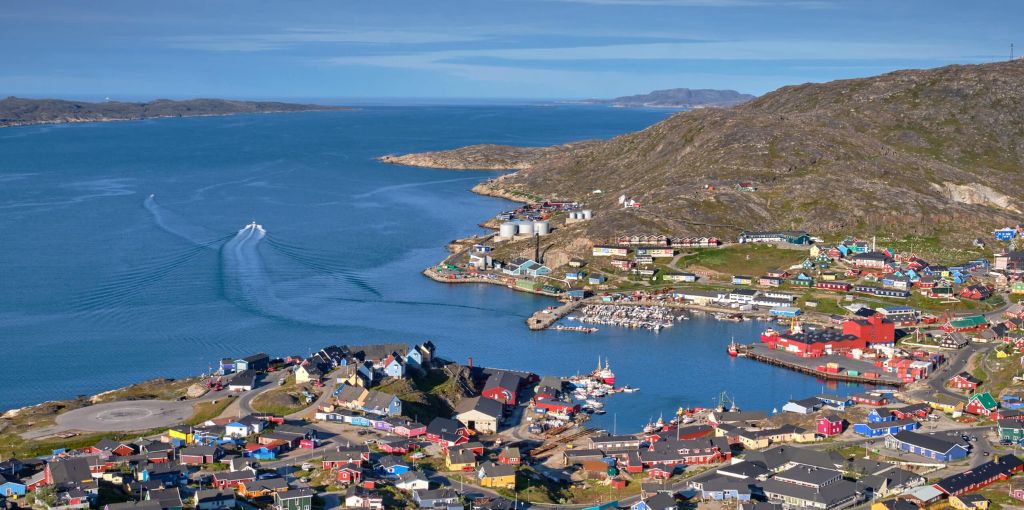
[933,182,1022,213]
[385,60,1024,248]
[186,384,210,399]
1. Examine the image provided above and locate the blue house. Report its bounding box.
[377,456,411,477]
[853,419,918,437]
[405,349,423,367]
[566,272,585,281]
[996,228,1017,241]
[245,446,277,460]
[816,395,853,409]
[883,430,969,462]
[588,275,606,285]
[0,475,26,498]
[867,409,894,423]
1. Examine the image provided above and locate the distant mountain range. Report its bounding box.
[0,97,345,128]
[581,87,756,108]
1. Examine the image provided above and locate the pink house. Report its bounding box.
[817,415,843,437]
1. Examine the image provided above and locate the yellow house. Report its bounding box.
[478,462,516,489]
[927,396,965,414]
[445,448,477,471]
[167,427,193,444]
[809,245,821,258]
[950,494,990,510]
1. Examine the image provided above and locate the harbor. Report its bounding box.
[565,303,686,331]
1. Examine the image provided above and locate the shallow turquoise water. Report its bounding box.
[0,105,863,430]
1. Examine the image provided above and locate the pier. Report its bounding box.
[527,300,583,330]
[735,344,904,387]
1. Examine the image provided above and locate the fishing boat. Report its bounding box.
[592,356,616,385]
[727,337,739,357]
[621,385,639,393]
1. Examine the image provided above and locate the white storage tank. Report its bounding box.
[569,212,580,220]
[582,209,593,220]
[517,221,535,235]
[499,222,518,238]
[535,221,551,235]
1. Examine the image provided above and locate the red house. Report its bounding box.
[892,403,931,420]
[336,464,363,485]
[850,393,889,406]
[960,285,993,301]
[965,392,999,416]
[815,281,852,292]
[393,422,427,438]
[842,315,896,346]
[949,372,981,390]
[817,415,843,437]
[481,372,522,406]
[498,447,521,466]
[212,470,257,489]
[647,465,673,480]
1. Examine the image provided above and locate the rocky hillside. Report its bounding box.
[583,87,755,108]
[390,60,1024,248]
[0,96,345,128]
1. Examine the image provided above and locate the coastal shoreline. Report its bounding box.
[0,108,350,130]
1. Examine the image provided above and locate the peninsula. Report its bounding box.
[0,96,346,128]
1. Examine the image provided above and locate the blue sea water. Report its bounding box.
[0,105,863,431]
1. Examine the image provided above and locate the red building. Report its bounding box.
[843,315,896,346]
[960,285,993,300]
[815,281,852,292]
[336,464,363,485]
[533,398,580,415]
[817,415,843,437]
[850,393,889,406]
[498,447,521,466]
[481,372,521,406]
[393,422,427,438]
[766,329,863,357]
[949,372,981,390]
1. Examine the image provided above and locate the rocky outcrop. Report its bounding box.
[379,142,593,170]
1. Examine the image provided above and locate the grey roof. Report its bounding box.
[761,478,858,506]
[195,490,234,503]
[479,461,515,478]
[48,457,93,487]
[774,466,842,486]
[716,460,769,479]
[862,418,917,430]
[483,372,522,393]
[743,445,844,472]
[361,390,398,411]
[455,396,503,418]
[888,430,964,454]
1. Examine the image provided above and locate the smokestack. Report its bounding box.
[468,357,473,369]
[535,233,541,263]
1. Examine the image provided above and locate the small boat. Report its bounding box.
[727,337,739,357]
[621,385,639,393]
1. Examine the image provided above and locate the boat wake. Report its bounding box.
[264,236,381,298]
[144,194,226,249]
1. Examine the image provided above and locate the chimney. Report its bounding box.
[468,357,473,369]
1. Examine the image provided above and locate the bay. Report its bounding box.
[0,105,863,431]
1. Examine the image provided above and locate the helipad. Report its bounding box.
[55,400,195,432]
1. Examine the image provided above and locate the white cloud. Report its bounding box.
[163,28,488,52]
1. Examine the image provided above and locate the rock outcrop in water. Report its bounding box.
[384,60,1024,247]
[0,96,346,128]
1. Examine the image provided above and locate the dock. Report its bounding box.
[527,300,583,330]
[736,344,904,387]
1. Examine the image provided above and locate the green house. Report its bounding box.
[998,420,1024,442]
[275,488,314,510]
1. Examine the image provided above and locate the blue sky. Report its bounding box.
[1,1,1020,100]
